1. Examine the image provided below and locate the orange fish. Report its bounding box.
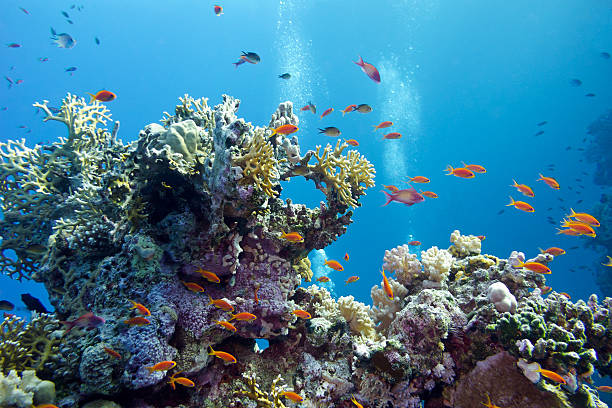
[281,231,304,243]
[408,176,430,183]
[215,320,237,332]
[228,312,257,322]
[515,260,551,274]
[382,132,402,140]
[316,276,330,282]
[381,270,393,300]
[461,162,486,173]
[541,285,553,294]
[182,281,205,293]
[540,247,565,256]
[208,346,237,363]
[124,317,150,326]
[511,179,535,197]
[281,391,304,402]
[538,173,560,189]
[560,292,571,299]
[536,368,566,384]
[324,259,344,271]
[320,107,333,119]
[146,360,176,373]
[568,208,600,227]
[344,252,349,261]
[373,121,393,131]
[196,268,221,283]
[557,228,581,236]
[128,300,151,316]
[351,395,364,408]
[562,220,596,237]
[168,371,195,390]
[477,235,486,240]
[213,5,223,16]
[444,165,474,179]
[88,90,116,103]
[270,124,299,136]
[383,184,399,193]
[254,286,260,304]
[420,190,438,198]
[506,196,534,213]
[345,276,359,284]
[208,296,234,312]
[342,104,357,115]
[344,139,359,146]
[408,240,421,246]
[292,309,312,319]
[596,386,612,392]
[103,347,121,359]
[33,405,60,408]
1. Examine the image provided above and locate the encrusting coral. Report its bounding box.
[1,91,610,408]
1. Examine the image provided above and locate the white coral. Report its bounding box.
[449,229,481,257]
[383,244,422,285]
[371,277,408,332]
[487,282,517,313]
[338,295,377,340]
[420,247,453,282]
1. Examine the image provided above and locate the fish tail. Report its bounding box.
[511,179,519,187]
[208,345,215,356]
[538,173,544,180]
[372,125,378,131]
[538,247,545,254]
[59,320,75,334]
[228,314,236,322]
[506,196,515,207]
[381,190,393,206]
[269,128,277,136]
[354,55,364,66]
[569,208,577,217]
[444,165,453,175]
[146,365,155,373]
[87,93,96,103]
[207,295,213,305]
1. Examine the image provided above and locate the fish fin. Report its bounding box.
[506,196,515,207]
[269,128,277,136]
[511,179,519,187]
[87,93,96,103]
[444,165,453,175]
[228,314,236,322]
[381,190,393,206]
[354,55,364,66]
[50,27,56,36]
[208,345,215,355]
[569,208,576,217]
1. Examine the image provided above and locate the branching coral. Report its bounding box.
[0,315,61,375]
[234,128,282,197]
[306,140,375,209]
[234,373,289,408]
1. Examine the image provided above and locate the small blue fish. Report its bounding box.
[95,37,100,45]
[585,93,596,97]
[278,73,291,80]
[601,52,610,59]
[50,28,76,49]
[569,78,582,87]
[65,66,77,72]
[62,11,70,18]
[66,19,74,25]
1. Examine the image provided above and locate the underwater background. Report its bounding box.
[1,0,612,407]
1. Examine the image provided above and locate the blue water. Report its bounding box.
[0,0,611,324]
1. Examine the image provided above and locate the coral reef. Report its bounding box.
[0,369,56,408]
[2,92,610,408]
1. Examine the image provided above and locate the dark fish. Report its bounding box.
[576,199,583,204]
[497,209,505,215]
[576,178,582,181]
[19,7,29,15]
[582,138,587,142]
[66,19,74,24]
[0,300,14,311]
[278,73,291,80]
[558,197,564,202]
[65,66,77,72]
[355,104,372,113]
[21,293,48,313]
[95,37,100,45]
[0,107,7,111]
[241,51,260,64]
[547,207,552,211]
[38,57,49,62]
[585,93,595,97]
[547,220,555,225]
[569,78,582,87]
[568,186,573,191]
[566,146,571,150]
[537,121,547,126]
[577,148,584,151]
[62,11,70,18]
[601,52,610,59]
[569,246,579,250]
[71,4,76,9]
[7,43,21,48]
[534,130,545,136]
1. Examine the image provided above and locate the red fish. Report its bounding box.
[420,190,438,198]
[196,268,221,283]
[208,296,234,312]
[382,186,424,207]
[228,312,257,322]
[354,55,380,83]
[344,252,349,261]
[214,5,223,15]
[209,346,237,363]
[146,360,176,373]
[506,196,534,213]
[345,276,359,284]
[408,240,421,246]
[317,276,330,282]
[539,247,565,256]
[445,165,474,179]
[7,43,21,48]
[88,90,116,103]
[324,260,344,271]
[373,121,393,131]
[300,101,316,114]
[381,270,393,300]
[128,300,151,316]
[270,124,298,136]
[103,347,121,359]
[292,310,312,319]
[382,132,402,140]
[344,139,359,147]
[538,173,560,189]
[168,372,195,390]
[342,105,357,115]
[383,184,399,193]
[19,7,29,15]
[320,107,333,119]
[215,320,237,332]
[511,179,535,197]
[461,162,486,173]
[60,312,105,333]
[408,176,429,183]
[124,317,151,326]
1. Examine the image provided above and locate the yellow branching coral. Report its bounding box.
[234,373,289,408]
[293,256,313,282]
[308,140,375,208]
[0,314,61,374]
[234,128,282,197]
